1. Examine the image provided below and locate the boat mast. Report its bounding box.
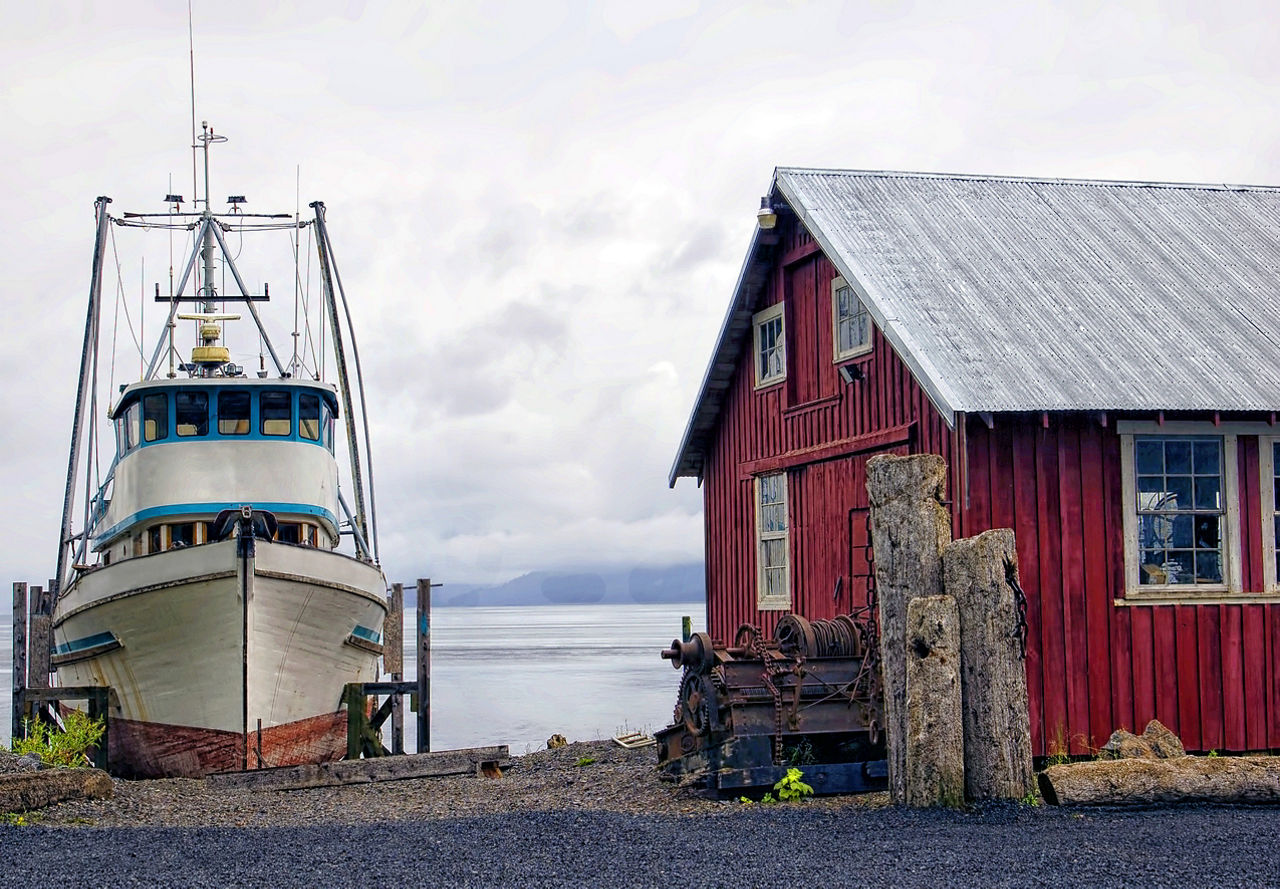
[55,196,112,596]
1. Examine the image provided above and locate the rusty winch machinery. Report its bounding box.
[655,613,886,796]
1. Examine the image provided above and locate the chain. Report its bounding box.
[1005,558,1029,660]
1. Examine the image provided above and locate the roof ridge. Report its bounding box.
[774,166,1280,193]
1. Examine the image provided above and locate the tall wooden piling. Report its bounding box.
[416,578,431,753]
[12,582,27,740]
[943,529,1034,800]
[386,582,405,755]
[28,585,51,691]
[866,454,951,805]
[905,595,965,808]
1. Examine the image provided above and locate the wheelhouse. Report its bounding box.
[112,382,338,457]
[94,379,344,565]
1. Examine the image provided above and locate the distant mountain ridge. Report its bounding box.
[407,562,705,608]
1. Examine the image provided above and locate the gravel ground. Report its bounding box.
[3,743,1279,887]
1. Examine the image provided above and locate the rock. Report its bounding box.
[547,734,568,749]
[17,753,47,771]
[1101,720,1186,760]
[1142,720,1186,759]
[1102,730,1150,759]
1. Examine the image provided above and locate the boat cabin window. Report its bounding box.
[218,391,251,435]
[142,521,208,553]
[124,402,140,451]
[261,391,292,436]
[176,391,209,437]
[322,403,335,453]
[143,394,168,442]
[276,521,318,546]
[169,522,198,548]
[299,393,321,441]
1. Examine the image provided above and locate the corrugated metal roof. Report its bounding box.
[670,168,1280,485]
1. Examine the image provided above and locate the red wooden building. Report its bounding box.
[670,169,1280,756]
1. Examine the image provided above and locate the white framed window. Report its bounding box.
[756,472,791,610]
[1119,420,1241,599]
[832,275,871,361]
[753,303,786,388]
[1260,437,1280,592]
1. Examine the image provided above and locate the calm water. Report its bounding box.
[1,603,700,752]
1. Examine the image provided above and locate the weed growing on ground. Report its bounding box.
[10,711,105,768]
[774,768,815,802]
[1021,790,1042,807]
[1,813,33,827]
[574,756,596,767]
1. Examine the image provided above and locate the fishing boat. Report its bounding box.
[49,124,387,778]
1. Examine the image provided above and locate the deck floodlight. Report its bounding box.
[227,195,247,211]
[838,364,864,385]
[164,194,184,205]
[757,196,778,230]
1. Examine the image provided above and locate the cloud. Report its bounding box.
[5,0,1280,588]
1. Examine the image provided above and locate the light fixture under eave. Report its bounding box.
[757,196,778,230]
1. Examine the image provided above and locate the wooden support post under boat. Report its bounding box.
[387,582,405,755]
[417,578,432,753]
[11,582,27,741]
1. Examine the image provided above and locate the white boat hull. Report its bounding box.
[53,538,386,777]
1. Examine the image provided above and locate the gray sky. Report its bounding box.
[2,0,1278,587]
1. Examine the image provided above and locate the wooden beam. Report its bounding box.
[739,423,915,479]
[780,239,823,268]
[207,745,511,792]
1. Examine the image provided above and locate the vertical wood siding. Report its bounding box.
[700,225,956,645]
[696,221,1279,756]
[964,414,1280,755]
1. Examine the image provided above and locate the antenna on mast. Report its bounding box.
[188,0,198,207]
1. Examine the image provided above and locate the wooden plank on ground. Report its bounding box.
[207,745,511,791]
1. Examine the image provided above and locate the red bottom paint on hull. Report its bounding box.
[106,711,349,778]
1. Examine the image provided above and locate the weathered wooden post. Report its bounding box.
[681,615,692,643]
[905,595,965,807]
[943,528,1034,800]
[386,582,405,755]
[12,582,28,740]
[866,454,951,804]
[28,585,51,691]
[416,577,431,754]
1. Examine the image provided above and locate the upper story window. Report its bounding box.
[832,275,872,361]
[218,391,251,435]
[176,391,208,437]
[143,394,168,443]
[1258,437,1280,593]
[753,303,786,389]
[1120,421,1242,598]
[756,472,791,610]
[260,391,292,436]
